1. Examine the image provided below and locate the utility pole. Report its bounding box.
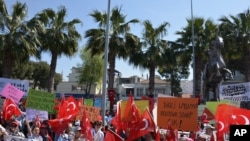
[102,0,111,124]
[191,0,195,96]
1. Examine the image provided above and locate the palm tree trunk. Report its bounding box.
[108,52,116,90]
[48,52,58,93]
[244,49,250,81]
[2,49,14,78]
[195,55,203,96]
[148,65,155,96]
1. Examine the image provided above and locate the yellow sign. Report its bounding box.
[120,100,149,121]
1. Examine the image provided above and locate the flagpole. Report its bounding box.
[102,0,111,124]
[191,0,195,97]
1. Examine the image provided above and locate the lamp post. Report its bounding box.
[102,0,111,124]
[191,0,195,97]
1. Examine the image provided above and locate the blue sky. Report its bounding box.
[5,0,250,81]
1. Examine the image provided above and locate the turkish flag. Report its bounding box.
[111,101,124,132]
[201,107,214,121]
[123,94,133,121]
[57,96,79,118]
[215,104,250,140]
[127,109,155,141]
[123,94,140,123]
[2,98,22,120]
[48,113,77,135]
[104,128,124,141]
[81,111,93,141]
[228,106,250,125]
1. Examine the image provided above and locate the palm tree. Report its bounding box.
[219,9,250,81]
[35,6,82,92]
[85,6,140,90]
[0,0,42,78]
[175,17,218,96]
[129,20,170,96]
[158,41,190,96]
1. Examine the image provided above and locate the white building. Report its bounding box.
[117,76,171,100]
[56,67,101,95]
[56,67,171,99]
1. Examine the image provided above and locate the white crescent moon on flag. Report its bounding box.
[218,121,224,132]
[59,118,63,124]
[6,104,16,110]
[140,118,149,130]
[239,115,250,125]
[66,102,76,111]
[66,115,72,119]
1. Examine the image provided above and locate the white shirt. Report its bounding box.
[91,128,104,141]
[27,134,43,141]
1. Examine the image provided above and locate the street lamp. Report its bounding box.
[191,0,195,96]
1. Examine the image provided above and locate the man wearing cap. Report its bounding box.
[7,120,25,138]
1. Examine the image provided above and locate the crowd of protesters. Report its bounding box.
[0,95,232,141]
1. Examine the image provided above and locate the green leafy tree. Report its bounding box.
[35,6,82,92]
[175,17,218,96]
[158,42,190,96]
[79,49,103,95]
[129,20,170,96]
[219,9,250,81]
[0,0,43,78]
[12,60,35,80]
[54,72,63,90]
[85,6,140,90]
[31,61,50,90]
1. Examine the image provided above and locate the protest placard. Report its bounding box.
[77,105,100,122]
[84,99,93,106]
[94,98,102,108]
[26,108,48,121]
[26,89,55,113]
[0,78,29,96]
[219,82,250,101]
[4,135,28,141]
[0,83,24,103]
[157,97,198,131]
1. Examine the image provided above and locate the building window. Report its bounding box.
[136,88,144,97]
[155,89,165,94]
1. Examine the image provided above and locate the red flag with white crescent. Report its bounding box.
[57,96,79,118]
[215,104,250,140]
[127,109,156,141]
[2,98,22,120]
